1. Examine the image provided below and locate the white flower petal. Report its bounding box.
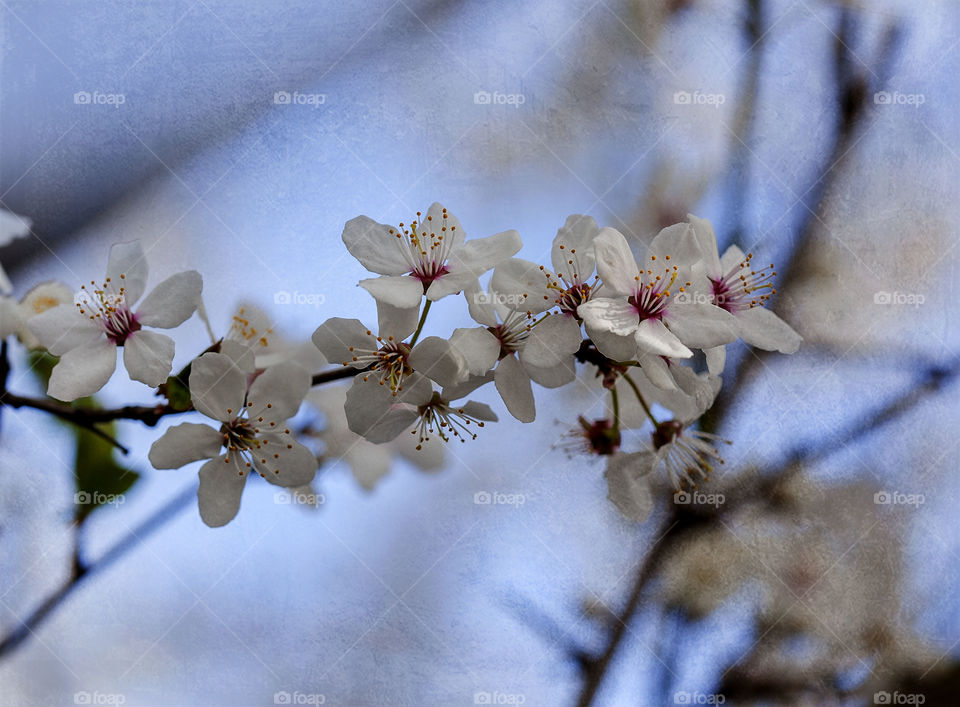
[520,314,581,369]
[450,327,500,375]
[409,336,467,388]
[344,376,419,443]
[464,282,499,327]
[252,433,317,488]
[376,300,420,341]
[341,215,409,275]
[197,454,248,527]
[47,339,117,401]
[0,208,31,248]
[27,303,101,355]
[459,400,498,422]
[578,298,639,337]
[593,228,639,297]
[688,214,721,276]
[705,345,726,375]
[666,301,739,349]
[123,329,175,387]
[428,230,522,301]
[634,318,692,358]
[451,229,522,275]
[586,325,638,362]
[135,270,202,328]
[311,318,378,367]
[106,241,149,304]
[359,275,423,309]
[345,442,392,490]
[441,372,494,402]
[149,422,222,469]
[491,258,552,314]
[189,352,247,422]
[605,451,655,522]
[525,360,575,388]
[720,244,746,273]
[494,354,535,422]
[247,360,310,424]
[637,353,677,390]
[0,296,21,338]
[737,306,802,353]
[648,222,700,268]
[424,203,466,249]
[552,214,598,280]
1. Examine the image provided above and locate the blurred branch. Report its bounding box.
[704,13,904,431]
[0,359,366,442]
[0,361,368,660]
[575,353,959,704]
[0,484,196,659]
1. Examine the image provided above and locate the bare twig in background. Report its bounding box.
[0,484,196,658]
[574,7,908,704]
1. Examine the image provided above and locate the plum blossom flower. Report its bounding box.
[604,451,655,522]
[312,300,467,394]
[341,202,522,309]
[612,363,721,429]
[0,281,74,349]
[0,208,32,294]
[577,224,738,361]
[28,241,202,401]
[604,418,728,523]
[220,302,325,374]
[490,214,603,319]
[148,353,316,527]
[448,281,581,422]
[688,214,801,374]
[343,372,496,447]
[306,385,444,490]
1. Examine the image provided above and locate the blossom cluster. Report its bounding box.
[0,204,800,526]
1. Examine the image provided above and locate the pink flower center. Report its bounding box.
[628,257,684,322]
[390,208,457,292]
[710,253,776,313]
[75,278,141,345]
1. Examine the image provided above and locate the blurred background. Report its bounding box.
[1,0,958,704]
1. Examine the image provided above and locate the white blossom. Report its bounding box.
[149,352,316,527]
[578,223,738,361]
[28,241,202,400]
[341,202,521,308]
[688,214,802,374]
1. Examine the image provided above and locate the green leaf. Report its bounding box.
[27,351,140,523]
[72,409,139,524]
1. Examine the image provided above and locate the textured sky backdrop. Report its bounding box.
[1,0,958,705]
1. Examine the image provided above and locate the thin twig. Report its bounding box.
[0,484,196,658]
